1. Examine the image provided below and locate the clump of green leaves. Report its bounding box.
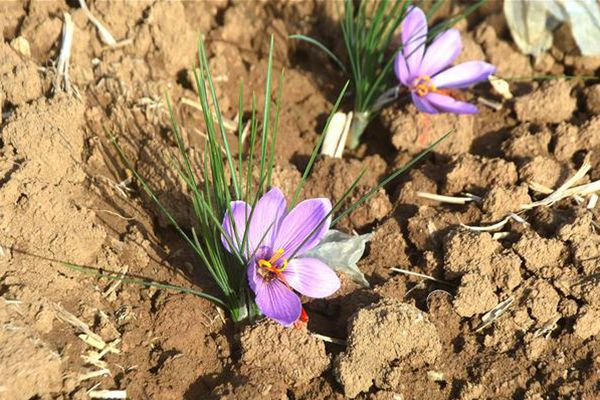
[110,37,351,323]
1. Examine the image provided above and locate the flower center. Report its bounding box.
[256,248,288,281]
[411,75,437,97]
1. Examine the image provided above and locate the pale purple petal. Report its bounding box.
[394,51,410,86]
[426,92,479,114]
[221,201,252,256]
[420,29,462,77]
[248,187,287,250]
[432,61,496,89]
[282,257,341,298]
[247,262,258,293]
[255,278,302,326]
[247,246,272,293]
[402,6,428,77]
[272,198,332,256]
[412,92,438,114]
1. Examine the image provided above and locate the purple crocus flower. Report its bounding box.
[395,6,496,114]
[221,187,341,326]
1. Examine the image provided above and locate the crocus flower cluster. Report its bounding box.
[395,6,496,114]
[221,188,341,326]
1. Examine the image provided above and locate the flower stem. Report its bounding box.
[347,111,370,150]
[348,86,405,149]
[228,286,260,324]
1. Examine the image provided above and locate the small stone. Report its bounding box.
[9,36,31,57]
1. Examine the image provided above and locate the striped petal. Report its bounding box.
[426,92,479,114]
[432,61,496,89]
[420,29,462,77]
[402,6,428,77]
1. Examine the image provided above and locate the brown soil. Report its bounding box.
[1,1,599,399]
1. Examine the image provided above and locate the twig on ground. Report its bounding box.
[78,369,111,382]
[78,0,130,48]
[521,162,592,209]
[181,97,238,131]
[476,296,514,332]
[587,193,598,209]
[103,265,130,299]
[477,97,502,111]
[312,333,346,346]
[88,390,127,399]
[54,13,75,95]
[51,303,120,354]
[92,209,136,221]
[533,314,561,338]
[460,214,528,232]
[417,191,479,204]
[390,267,452,285]
[427,162,600,233]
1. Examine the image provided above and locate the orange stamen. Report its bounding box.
[257,248,288,274]
[412,75,440,97]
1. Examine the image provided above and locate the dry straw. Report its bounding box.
[417,160,600,232]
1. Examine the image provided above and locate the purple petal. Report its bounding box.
[221,201,252,256]
[247,262,258,293]
[426,92,479,114]
[255,278,302,326]
[402,6,428,77]
[420,29,462,77]
[432,61,496,89]
[394,52,410,86]
[248,187,287,250]
[247,246,274,293]
[273,198,332,256]
[282,257,341,298]
[412,92,439,114]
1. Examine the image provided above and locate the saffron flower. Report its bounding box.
[395,6,496,114]
[221,187,341,326]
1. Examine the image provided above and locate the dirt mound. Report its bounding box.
[382,104,475,156]
[514,80,576,123]
[239,319,330,387]
[3,94,85,184]
[334,299,441,398]
[0,41,43,105]
[0,300,62,400]
[443,153,518,194]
